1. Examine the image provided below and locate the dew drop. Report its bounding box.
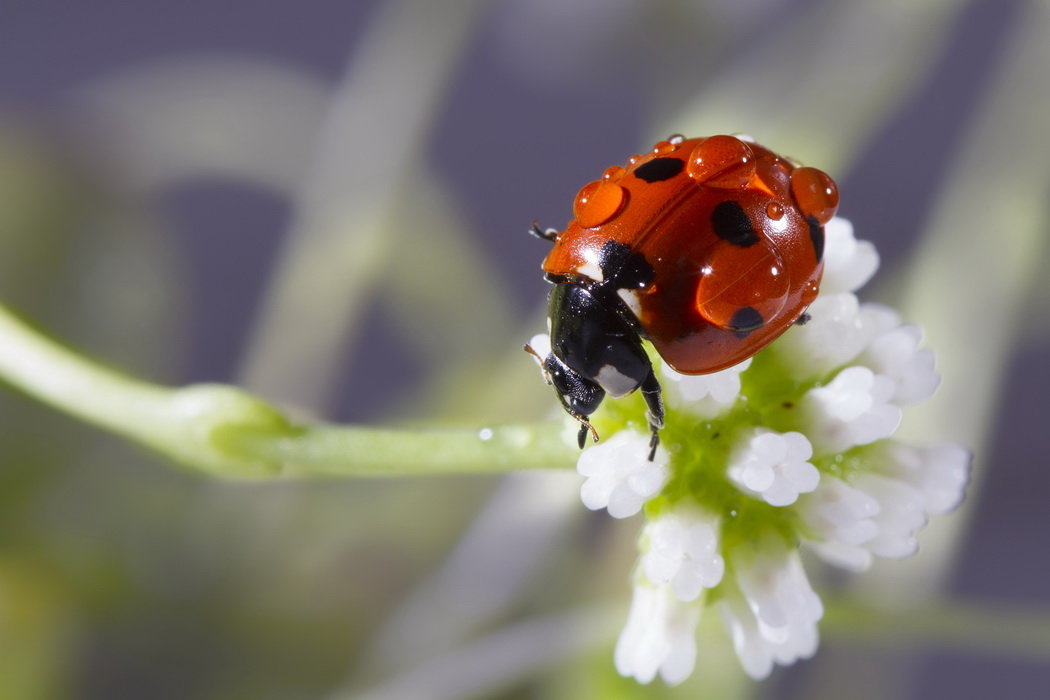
[573,180,626,228]
[602,165,626,182]
[652,140,674,154]
[790,167,840,225]
[668,133,685,145]
[686,135,756,189]
[766,201,784,220]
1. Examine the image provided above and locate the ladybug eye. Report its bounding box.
[790,167,839,225]
[573,180,627,228]
[696,241,789,334]
[687,135,757,189]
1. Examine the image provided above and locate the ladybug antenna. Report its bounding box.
[522,343,552,385]
[528,222,559,242]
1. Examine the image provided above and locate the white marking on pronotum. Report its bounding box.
[577,247,604,282]
[577,261,603,282]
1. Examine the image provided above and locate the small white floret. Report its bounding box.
[803,367,902,454]
[850,473,927,559]
[727,430,819,506]
[718,541,823,679]
[799,445,969,572]
[661,358,751,416]
[874,442,971,514]
[577,431,668,519]
[858,324,940,406]
[615,583,700,685]
[777,293,867,378]
[820,217,880,294]
[641,507,725,601]
[799,475,881,571]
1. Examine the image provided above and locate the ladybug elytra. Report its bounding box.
[526,134,839,458]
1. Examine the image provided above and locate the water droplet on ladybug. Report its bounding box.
[790,167,839,225]
[652,140,674,154]
[687,135,756,189]
[696,242,788,332]
[573,180,626,228]
[766,201,784,220]
[668,133,685,145]
[602,165,626,182]
[627,154,641,166]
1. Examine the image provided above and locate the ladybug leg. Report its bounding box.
[639,368,664,460]
[528,221,560,242]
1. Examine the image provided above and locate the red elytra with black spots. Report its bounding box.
[542,134,839,374]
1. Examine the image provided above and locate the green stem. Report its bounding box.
[824,599,1050,661]
[0,304,576,478]
[225,423,577,479]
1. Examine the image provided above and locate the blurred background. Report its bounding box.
[1,0,1048,697]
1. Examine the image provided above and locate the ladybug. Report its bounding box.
[526,134,839,458]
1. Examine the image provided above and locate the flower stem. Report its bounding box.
[824,599,1050,661]
[225,423,577,479]
[0,303,575,478]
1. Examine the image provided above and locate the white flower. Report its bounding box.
[799,475,882,571]
[857,323,940,406]
[874,442,971,514]
[803,366,902,454]
[850,473,929,559]
[661,358,751,416]
[856,303,901,346]
[800,443,970,571]
[718,540,823,679]
[615,583,701,685]
[777,293,867,378]
[727,430,820,506]
[820,217,879,294]
[641,507,724,601]
[577,431,668,518]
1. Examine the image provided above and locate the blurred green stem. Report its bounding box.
[823,600,1050,661]
[238,0,489,412]
[0,304,575,478]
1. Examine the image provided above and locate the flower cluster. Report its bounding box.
[571,217,971,683]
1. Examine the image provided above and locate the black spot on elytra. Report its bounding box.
[598,240,655,289]
[633,157,685,183]
[728,306,764,336]
[807,215,825,263]
[711,201,760,247]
